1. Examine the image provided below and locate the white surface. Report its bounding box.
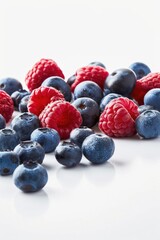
[0,1,160,240]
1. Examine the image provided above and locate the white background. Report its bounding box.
[0,1,160,240]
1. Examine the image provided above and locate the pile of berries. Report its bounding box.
[0,58,160,193]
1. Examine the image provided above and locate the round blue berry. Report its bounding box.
[73,80,103,104]
[135,110,160,139]
[100,93,122,112]
[0,151,19,176]
[14,140,45,164]
[88,61,106,69]
[138,104,155,114]
[129,62,151,80]
[55,141,82,168]
[0,114,6,129]
[82,133,115,164]
[19,95,30,112]
[31,127,60,153]
[11,89,30,110]
[70,126,94,148]
[0,77,23,96]
[13,160,48,192]
[144,88,160,111]
[42,76,72,102]
[0,128,20,151]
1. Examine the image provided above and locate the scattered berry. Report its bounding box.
[99,97,139,137]
[28,86,65,116]
[25,58,65,92]
[104,68,137,97]
[14,140,45,164]
[73,80,103,104]
[70,126,94,148]
[71,65,109,92]
[0,90,14,122]
[39,100,82,139]
[13,160,48,192]
[0,114,6,129]
[0,77,23,96]
[144,88,160,111]
[66,74,76,87]
[72,97,100,128]
[11,112,40,141]
[100,93,122,113]
[138,104,155,114]
[11,89,30,110]
[0,151,19,176]
[82,133,115,164]
[136,110,160,139]
[131,72,160,105]
[31,127,60,153]
[88,61,106,69]
[55,141,82,167]
[18,95,30,112]
[129,62,151,80]
[0,128,20,151]
[42,76,72,102]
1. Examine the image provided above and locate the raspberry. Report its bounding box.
[131,72,160,105]
[25,58,65,92]
[71,65,109,92]
[28,86,65,116]
[0,90,14,122]
[99,97,139,137]
[39,100,82,139]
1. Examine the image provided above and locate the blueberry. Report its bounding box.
[11,89,30,110]
[72,97,100,128]
[70,126,94,148]
[82,133,115,164]
[13,160,48,192]
[31,127,60,153]
[67,74,76,87]
[88,61,106,69]
[0,114,6,129]
[73,80,103,104]
[129,62,151,80]
[19,95,30,112]
[0,77,23,96]
[104,68,137,97]
[42,76,72,102]
[138,104,155,114]
[0,151,19,176]
[14,140,45,164]
[55,141,82,168]
[10,112,40,141]
[0,128,20,151]
[135,110,160,139]
[100,93,122,112]
[144,88,160,111]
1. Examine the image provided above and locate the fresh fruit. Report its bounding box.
[82,133,115,164]
[25,58,65,92]
[13,160,48,192]
[99,97,139,137]
[11,89,30,110]
[0,77,23,96]
[144,88,160,111]
[55,141,82,167]
[28,86,64,117]
[129,62,151,80]
[73,80,103,104]
[14,140,45,164]
[0,114,6,129]
[0,151,19,176]
[70,126,94,148]
[0,90,14,122]
[39,100,82,139]
[42,76,72,102]
[138,104,155,114]
[100,93,122,113]
[131,72,160,105]
[71,65,109,92]
[136,110,160,139]
[10,112,40,141]
[72,97,100,128]
[66,74,76,87]
[31,127,60,153]
[0,128,20,151]
[104,68,137,97]
[88,61,106,69]
[18,95,30,112]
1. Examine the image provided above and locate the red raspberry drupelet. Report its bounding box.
[99,97,139,137]
[0,90,14,122]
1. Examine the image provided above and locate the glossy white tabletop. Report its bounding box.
[0,1,160,240]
